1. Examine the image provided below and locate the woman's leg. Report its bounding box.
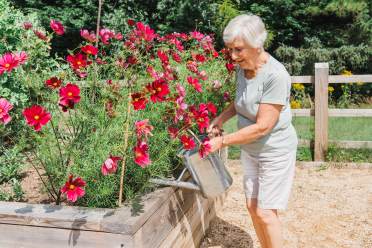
[255,208,282,248]
[246,198,269,248]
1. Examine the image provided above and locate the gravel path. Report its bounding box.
[200,160,371,248]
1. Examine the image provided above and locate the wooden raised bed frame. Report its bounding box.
[0,185,226,248]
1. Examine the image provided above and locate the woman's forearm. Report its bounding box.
[222,123,266,146]
[218,103,236,124]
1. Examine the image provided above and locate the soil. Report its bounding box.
[200,160,371,248]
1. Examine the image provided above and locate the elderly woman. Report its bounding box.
[208,14,298,248]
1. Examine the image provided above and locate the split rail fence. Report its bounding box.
[290,63,372,161]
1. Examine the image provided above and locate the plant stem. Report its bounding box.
[118,90,132,206]
[50,120,65,169]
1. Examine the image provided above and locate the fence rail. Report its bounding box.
[290,63,372,161]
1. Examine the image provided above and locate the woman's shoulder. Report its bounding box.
[265,56,291,82]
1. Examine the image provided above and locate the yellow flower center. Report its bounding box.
[69,184,75,190]
[157,87,162,92]
[34,115,40,120]
[67,92,73,97]
[0,108,3,113]
[5,63,10,68]
[77,61,82,65]
[134,98,139,102]
[53,83,58,86]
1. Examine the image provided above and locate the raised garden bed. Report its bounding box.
[0,184,227,248]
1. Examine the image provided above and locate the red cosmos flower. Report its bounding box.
[45,76,62,89]
[127,19,135,26]
[81,45,98,56]
[22,105,51,131]
[66,53,90,70]
[23,22,33,30]
[114,32,123,40]
[131,92,148,110]
[225,63,235,73]
[157,49,169,65]
[135,22,157,42]
[191,104,210,133]
[0,98,13,125]
[60,175,86,202]
[194,54,206,63]
[59,83,81,112]
[190,31,204,41]
[168,126,179,139]
[171,52,182,63]
[180,135,196,150]
[146,79,170,103]
[33,30,49,41]
[199,138,212,158]
[126,56,137,65]
[80,29,97,43]
[135,119,154,138]
[187,76,202,92]
[0,53,19,75]
[134,140,151,168]
[207,102,217,117]
[101,156,122,175]
[50,19,64,35]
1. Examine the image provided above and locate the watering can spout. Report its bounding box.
[150,149,233,198]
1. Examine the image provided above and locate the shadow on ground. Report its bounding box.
[200,217,254,248]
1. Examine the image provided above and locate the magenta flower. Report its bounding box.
[59,83,81,111]
[0,53,19,75]
[80,29,97,43]
[50,19,65,35]
[101,156,122,175]
[199,138,212,158]
[22,105,51,131]
[0,98,13,125]
[60,175,86,202]
[135,119,154,138]
[134,140,151,168]
[180,135,196,150]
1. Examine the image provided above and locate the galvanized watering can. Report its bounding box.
[150,148,233,198]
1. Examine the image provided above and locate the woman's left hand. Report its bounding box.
[209,136,223,153]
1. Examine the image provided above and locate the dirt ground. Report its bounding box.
[200,160,371,248]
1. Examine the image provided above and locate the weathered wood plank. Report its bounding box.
[314,63,329,161]
[0,223,133,248]
[298,139,372,149]
[292,108,372,117]
[296,161,372,169]
[290,76,313,84]
[0,187,176,234]
[329,75,372,84]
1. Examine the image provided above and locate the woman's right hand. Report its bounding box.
[207,117,223,137]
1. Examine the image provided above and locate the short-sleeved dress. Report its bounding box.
[234,55,298,209]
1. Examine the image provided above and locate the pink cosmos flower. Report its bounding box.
[59,83,81,111]
[14,51,28,64]
[180,135,196,150]
[22,105,51,131]
[0,53,19,74]
[23,22,33,30]
[186,60,198,73]
[50,19,65,35]
[135,22,157,42]
[134,140,151,168]
[146,66,161,80]
[33,30,49,41]
[0,98,13,125]
[99,28,116,44]
[135,119,154,138]
[157,49,169,65]
[101,156,122,175]
[190,31,204,41]
[199,137,212,158]
[80,29,97,43]
[60,175,86,202]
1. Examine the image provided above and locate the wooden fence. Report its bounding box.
[290,63,372,161]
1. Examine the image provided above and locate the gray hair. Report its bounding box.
[223,14,267,48]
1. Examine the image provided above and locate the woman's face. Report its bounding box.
[225,37,260,70]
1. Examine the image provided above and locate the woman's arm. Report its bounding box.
[207,103,236,134]
[209,103,282,152]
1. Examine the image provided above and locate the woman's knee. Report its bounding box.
[255,208,278,225]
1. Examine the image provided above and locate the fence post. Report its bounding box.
[314,63,329,161]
